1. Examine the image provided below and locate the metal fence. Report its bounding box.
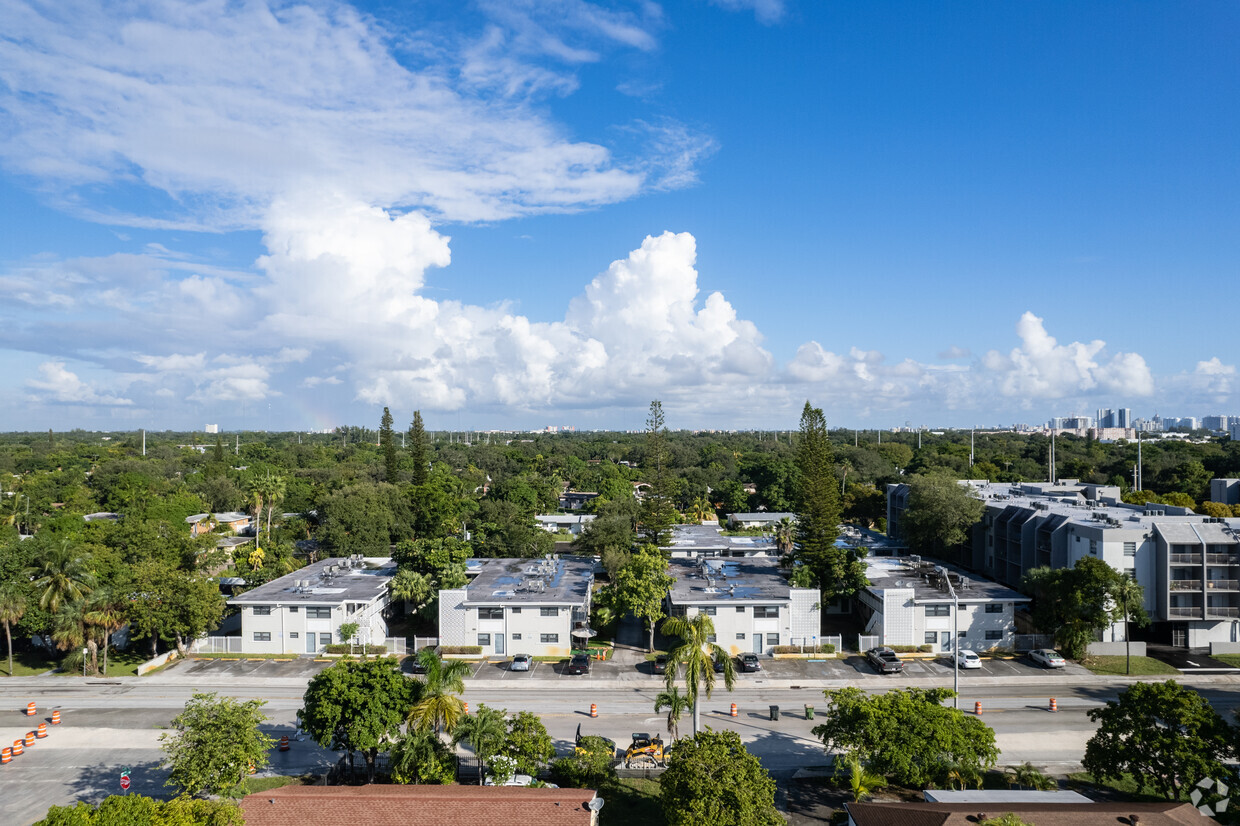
[857,634,881,651]
[412,636,439,652]
[382,638,408,657]
[787,636,841,653]
[1013,634,1053,652]
[193,636,243,654]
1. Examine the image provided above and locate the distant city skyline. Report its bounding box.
[1,2,1237,432]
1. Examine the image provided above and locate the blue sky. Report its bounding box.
[1,0,1237,433]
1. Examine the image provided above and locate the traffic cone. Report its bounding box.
[730,703,738,718]
[1049,698,1058,713]
[589,703,598,718]
[975,701,982,716]
[51,710,61,725]
[36,723,47,739]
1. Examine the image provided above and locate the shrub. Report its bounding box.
[323,644,387,655]
[771,644,836,654]
[886,645,934,654]
[439,646,483,655]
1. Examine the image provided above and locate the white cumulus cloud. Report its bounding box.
[26,362,133,406]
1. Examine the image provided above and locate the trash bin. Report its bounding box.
[805,705,814,720]
[769,705,780,721]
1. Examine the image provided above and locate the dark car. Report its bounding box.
[565,654,591,675]
[866,646,905,674]
[713,654,731,673]
[651,654,668,674]
[738,653,762,673]
[406,656,428,675]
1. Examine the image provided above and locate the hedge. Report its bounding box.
[887,644,934,653]
[772,644,836,654]
[324,644,387,655]
[439,646,483,655]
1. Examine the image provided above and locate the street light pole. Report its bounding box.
[939,566,960,710]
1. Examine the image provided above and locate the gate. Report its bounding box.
[1013,634,1053,652]
[857,634,880,651]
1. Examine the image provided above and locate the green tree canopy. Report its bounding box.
[637,400,677,546]
[451,703,509,785]
[408,411,429,487]
[659,729,780,826]
[1084,679,1240,800]
[389,728,455,785]
[662,611,735,736]
[504,710,555,776]
[1023,556,1130,660]
[160,692,275,798]
[34,796,243,826]
[604,546,674,652]
[899,473,985,560]
[812,687,999,788]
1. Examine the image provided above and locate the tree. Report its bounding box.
[408,410,429,487]
[979,816,1034,826]
[505,710,555,775]
[662,611,735,736]
[1005,762,1056,791]
[1112,573,1149,675]
[659,729,780,826]
[26,539,95,613]
[638,401,677,546]
[339,620,360,655]
[605,547,674,652]
[899,473,985,560]
[773,517,795,554]
[380,406,398,484]
[451,703,509,785]
[34,796,244,826]
[551,732,616,788]
[837,751,886,802]
[301,657,415,782]
[812,687,999,788]
[1023,557,1128,660]
[160,692,275,798]
[389,729,455,785]
[390,568,435,615]
[1084,679,1239,800]
[654,685,690,742]
[0,581,26,677]
[83,589,125,676]
[407,648,470,734]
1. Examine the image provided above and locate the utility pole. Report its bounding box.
[141,429,146,456]
[939,566,961,710]
[969,428,974,467]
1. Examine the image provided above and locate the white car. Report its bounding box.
[955,650,981,669]
[509,654,532,672]
[1029,649,1067,668]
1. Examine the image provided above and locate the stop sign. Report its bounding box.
[120,775,131,791]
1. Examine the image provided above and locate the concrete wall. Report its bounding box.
[1211,641,1240,655]
[137,650,177,676]
[1085,641,1147,657]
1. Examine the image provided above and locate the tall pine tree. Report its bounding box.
[380,407,398,483]
[638,400,677,547]
[408,411,428,486]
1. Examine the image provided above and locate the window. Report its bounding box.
[925,605,951,617]
[1123,542,1137,556]
[707,634,716,643]
[736,606,746,613]
[765,633,779,646]
[252,606,271,616]
[925,632,937,645]
[511,608,521,614]
[288,606,298,613]
[985,630,1003,641]
[736,633,746,640]
[477,634,491,646]
[307,607,331,619]
[289,632,299,639]
[753,606,779,619]
[540,607,558,617]
[540,633,559,643]
[253,632,271,641]
[1089,539,1098,555]
[512,633,522,640]
[958,630,967,638]
[319,633,332,645]
[478,607,503,620]
[700,606,716,616]
[985,604,1004,614]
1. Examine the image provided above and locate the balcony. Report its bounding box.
[1170,580,1202,591]
[1206,554,1240,566]
[1207,606,1240,618]
[1168,606,1202,618]
[1206,580,1240,591]
[1170,554,1203,565]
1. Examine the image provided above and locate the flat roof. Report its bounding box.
[668,556,793,604]
[666,523,777,553]
[728,512,795,522]
[462,555,593,606]
[229,556,396,605]
[865,556,1029,605]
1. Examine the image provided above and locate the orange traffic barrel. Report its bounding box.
[1049,698,1058,713]
[589,703,598,718]
[12,740,23,756]
[1,747,11,764]
[279,736,290,752]
[25,702,36,716]
[974,701,982,716]
[51,710,61,725]
[36,723,47,739]
[24,732,35,747]
[730,703,738,717]
[462,702,469,714]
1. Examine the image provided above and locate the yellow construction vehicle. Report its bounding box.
[623,732,665,768]
[574,723,617,759]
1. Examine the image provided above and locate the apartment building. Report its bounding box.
[725,512,795,530]
[438,555,595,658]
[666,557,819,655]
[228,556,396,654]
[664,523,777,558]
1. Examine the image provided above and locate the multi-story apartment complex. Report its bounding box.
[889,479,1240,647]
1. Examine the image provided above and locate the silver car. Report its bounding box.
[1029,649,1066,668]
[510,654,532,672]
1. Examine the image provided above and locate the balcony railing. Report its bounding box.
[1207,554,1240,566]
[1168,606,1202,618]
[1207,606,1240,618]
[1206,580,1240,591]
[1170,554,1203,565]
[1170,580,1202,591]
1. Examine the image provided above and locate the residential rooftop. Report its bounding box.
[666,523,777,554]
[727,511,795,522]
[864,555,1030,605]
[462,555,594,606]
[668,556,793,603]
[229,556,396,605]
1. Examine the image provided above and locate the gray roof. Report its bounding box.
[865,556,1029,605]
[1154,521,1240,545]
[462,555,594,606]
[668,557,793,604]
[727,512,795,522]
[229,556,396,606]
[666,524,777,553]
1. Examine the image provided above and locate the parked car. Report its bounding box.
[1029,649,1066,668]
[407,656,427,675]
[565,654,591,675]
[713,653,728,673]
[651,654,668,674]
[866,646,905,674]
[738,653,762,673]
[510,654,532,672]
[955,650,981,670]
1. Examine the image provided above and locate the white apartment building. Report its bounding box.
[439,555,595,658]
[725,512,795,530]
[664,523,777,558]
[534,514,596,536]
[666,557,819,655]
[228,556,396,655]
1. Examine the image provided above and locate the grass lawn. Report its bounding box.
[600,778,664,826]
[0,651,59,676]
[242,775,315,795]
[100,648,149,677]
[1081,656,1179,676]
[1066,771,1169,802]
[1208,654,1240,668]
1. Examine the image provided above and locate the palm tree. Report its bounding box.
[661,611,735,736]
[773,517,796,555]
[407,649,471,734]
[688,496,714,524]
[654,686,690,742]
[26,540,95,614]
[0,583,27,677]
[390,569,435,615]
[450,703,508,785]
[84,590,125,677]
[1112,574,1148,676]
[837,751,885,802]
[245,477,264,540]
[256,471,286,544]
[1005,762,1056,791]
[51,603,92,674]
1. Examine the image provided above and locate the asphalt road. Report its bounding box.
[2,670,1239,826]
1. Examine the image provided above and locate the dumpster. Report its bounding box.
[805,705,814,720]
[769,705,780,721]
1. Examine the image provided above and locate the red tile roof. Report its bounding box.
[240,785,599,826]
